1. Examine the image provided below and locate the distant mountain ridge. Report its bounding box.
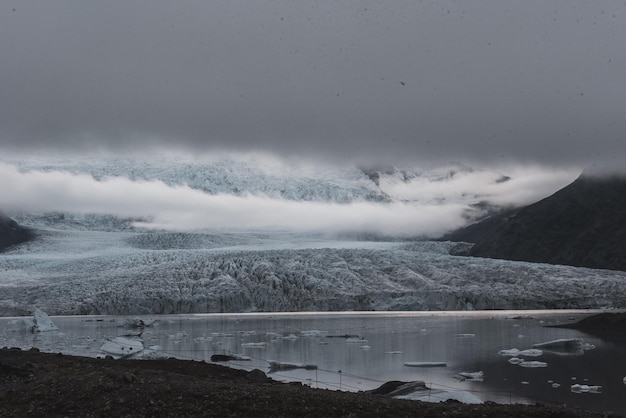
[444,173,626,271]
[0,214,34,252]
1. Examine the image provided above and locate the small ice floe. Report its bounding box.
[268,360,318,372]
[552,382,561,388]
[238,330,257,336]
[211,332,234,338]
[275,333,298,341]
[300,330,328,337]
[96,336,144,359]
[345,337,367,344]
[193,336,213,343]
[457,371,484,382]
[519,349,543,357]
[32,308,59,332]
[508,357,524,365]
[5,308,59,333]
[241,342,267,348]
[498,348,542,357]
[571,384,602,394]
[404,362,447,367]
[521,381,530,385]
[386,351,403,355]
[623,376,626,386]
[120,317,157,329]
[368,381,482,404]
[498,348,520,356]
[167,332,187,340]
[360,345,371,350]
[518,361,548,368]
[455,333,476,338]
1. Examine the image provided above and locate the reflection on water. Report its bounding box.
[1,310,624,414]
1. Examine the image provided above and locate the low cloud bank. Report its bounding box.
[0,157,581,237]
[0,162,468,237]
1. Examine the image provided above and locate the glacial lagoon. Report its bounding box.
[2,310,625,414]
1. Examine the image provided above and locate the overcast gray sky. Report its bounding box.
[1,1,624,167]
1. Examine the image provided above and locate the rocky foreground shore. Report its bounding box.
[0,347,608,418]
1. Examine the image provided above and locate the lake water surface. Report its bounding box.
[2,310,625,414]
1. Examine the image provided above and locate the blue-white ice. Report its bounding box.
[0,156,623,316]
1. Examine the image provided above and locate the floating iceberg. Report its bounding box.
[457,371,484,381]
[518,349,543,357]
[4,308,58,333]
[508,357,524,365]
[498,348,521,356]
[300,330,328,337]
[241,342,267,348]
[532,338,585,355]
[32,308,59,332]
[518,361,548,368]
[498,347,542,357]
[571,384,602,394]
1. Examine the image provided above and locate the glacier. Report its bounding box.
[0,155,619,316]
[1,220,625,316]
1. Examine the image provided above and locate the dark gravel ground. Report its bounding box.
[0,347,610,418]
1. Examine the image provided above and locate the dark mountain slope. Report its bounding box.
[445,174,626,271]
[0,213,35,252]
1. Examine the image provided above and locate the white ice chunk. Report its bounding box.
[498,348,520,356]
[32,308,59,332]
[457,371,484,381]
[571,384,602,394]
[518,361,548,368]
[518,348,543,357]
[97,336,144,359]
[4,318,35,332]
[508,357,524,365]
[241,342,267,348]
[300,330,328,337]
